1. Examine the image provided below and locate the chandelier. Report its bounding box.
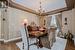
[38,0,45,15]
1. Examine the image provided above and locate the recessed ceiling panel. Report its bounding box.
[12,0,67,12]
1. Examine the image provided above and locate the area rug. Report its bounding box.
[16,37,67,50]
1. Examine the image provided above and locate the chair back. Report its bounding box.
[20,25,28,50]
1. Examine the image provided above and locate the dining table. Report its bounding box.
[29,28,47,48]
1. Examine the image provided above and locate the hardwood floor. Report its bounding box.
[0,39,75,50]
[0,42,20,50]
[65,39,75,50]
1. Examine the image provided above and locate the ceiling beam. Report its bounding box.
[65,0,75,10]
[8,0,40,15]
[7,0,75,16]
[42,0,75,16]
[8,1,68,16]
[41,7,68,16]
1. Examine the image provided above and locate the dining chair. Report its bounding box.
[18,24,38,50]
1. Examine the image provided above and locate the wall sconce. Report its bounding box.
[44,19,45,25]
[64,17,67,25]
[23,19,28,26]
[3,18,5,21]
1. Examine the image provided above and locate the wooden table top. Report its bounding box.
[29,31,47,37]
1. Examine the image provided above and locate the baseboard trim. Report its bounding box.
[4,37,22,43]
[0,37,22,44]
[0,39,4,44]
[0,39,4,41]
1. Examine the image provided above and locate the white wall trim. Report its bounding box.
[4,37,22,43]
[0,39,4,42]
[0,37,22,43]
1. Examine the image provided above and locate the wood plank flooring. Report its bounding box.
[0,39,75,50]
[0,42,20,50]
[65,39,75,50]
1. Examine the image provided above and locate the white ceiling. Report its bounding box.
[12,0,67,12]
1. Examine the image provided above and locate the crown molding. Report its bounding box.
[7,0,75,16]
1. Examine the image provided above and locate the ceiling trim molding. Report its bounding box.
[8,0,40,15]
[7,0,75,16]
[41,7,68,16]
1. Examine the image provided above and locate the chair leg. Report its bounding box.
[22,43,24,50]
[28,45,29,50]
[36,38,39,48]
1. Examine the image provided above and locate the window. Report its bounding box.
[50,15,57,27]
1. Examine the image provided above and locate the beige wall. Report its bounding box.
[71,8,75,35]
[1,6,75,40]
[5,7,39,40]
[62,8,75,35]
[0,10,1,39]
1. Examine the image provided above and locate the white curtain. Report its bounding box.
[56,14,62,32]
[46,16,52,28]
[46,16,56,48]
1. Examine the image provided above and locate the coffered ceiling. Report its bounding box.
[2,0,75,16]
[12,0,67,13]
